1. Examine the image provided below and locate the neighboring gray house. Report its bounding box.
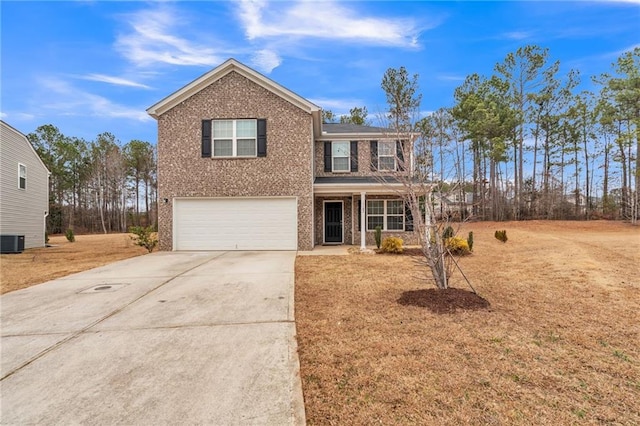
[0,121,50,250]
[147,59,417,251]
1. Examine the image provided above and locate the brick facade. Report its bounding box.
[156,71,314,250]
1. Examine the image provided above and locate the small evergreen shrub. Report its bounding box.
[65,228,75,242]
[442,225,454,239]
[467,231,474,251]
[374,225,382,249]
[129,226,158,253]
[381,237,404,254]
[494,230,508,243]
[445,236,471,255]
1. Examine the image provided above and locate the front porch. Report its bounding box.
[313,193,420,249]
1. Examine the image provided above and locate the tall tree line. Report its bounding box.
[27,125,157,234]
[422,45,638,222]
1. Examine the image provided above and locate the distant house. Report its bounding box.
[0,120,50,250]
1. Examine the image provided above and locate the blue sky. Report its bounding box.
[1,1,638,145]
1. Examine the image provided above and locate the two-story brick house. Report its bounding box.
[147,59,418,251]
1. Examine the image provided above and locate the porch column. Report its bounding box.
[425,198,431,245]
[360,192,366,250]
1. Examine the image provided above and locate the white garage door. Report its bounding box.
[173,198,297,251]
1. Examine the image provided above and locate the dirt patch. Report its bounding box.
[398,288,490,313]
[0,233,147,294]
[295,220,640,425]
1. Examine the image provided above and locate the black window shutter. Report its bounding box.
[324,141,332,172]
[396,140,405,171]
[405,202,414,231]
[370,140,378,171]
[257,119,267,157]
[350,141,358,172]
[201,120,211,157]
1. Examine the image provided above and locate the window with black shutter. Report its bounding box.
[324,142,332,172]
[201,120,211,157]
[350,141,358,172]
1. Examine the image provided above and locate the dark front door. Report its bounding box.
[324,202,343,244]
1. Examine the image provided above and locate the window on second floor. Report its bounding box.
[18,164,26,189]
[332,141,350,172]
[370,140,405,172]
[378,141,396,171]
[212,119,257,157]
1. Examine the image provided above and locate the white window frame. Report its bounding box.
[378,141,396,171]
[18,163,26,190]
[366,199,404,231]
[212,119,257,158]
[331,141,350,172]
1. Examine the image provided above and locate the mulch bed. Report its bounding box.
[397,287,491,314]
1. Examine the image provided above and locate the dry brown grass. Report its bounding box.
[0,233,147,294]
[296,221,640,425]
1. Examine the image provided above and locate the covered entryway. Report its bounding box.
[173,197,297,250]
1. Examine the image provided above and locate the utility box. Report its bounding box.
[0,235,25,254]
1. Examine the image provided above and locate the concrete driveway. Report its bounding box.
[1,251,305,425]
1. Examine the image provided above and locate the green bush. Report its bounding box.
[380,237,403,254]
[494,230,508,243]
[467,231,474,251]
[374,225,382,249]
[445,236,471,255]
[442,225,454,239]
[65,228,75,242]
[129,226,158,253]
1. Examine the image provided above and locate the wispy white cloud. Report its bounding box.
[115,6,224,67]
[238,0,424,48]
[251,49,282,73]
[436,74,466,82]
[39,77,151,122]
[308,97,365,113]
[78,73,151,89]
[0,111,36,121]
[501,31,535,41]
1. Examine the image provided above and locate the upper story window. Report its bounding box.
[378,141,396,171]
[332,141,350,172]
[324,141,357,173]
[213,119,257,157]
[18,164,26,189]
[370,140,404,172]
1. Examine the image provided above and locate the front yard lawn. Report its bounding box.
[295,221,640,425]
[1,233,147,294]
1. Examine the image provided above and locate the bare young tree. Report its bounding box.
[379,67,471,290]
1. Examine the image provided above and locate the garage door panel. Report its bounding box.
[174,198,297,251]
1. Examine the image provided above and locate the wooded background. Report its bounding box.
[28,45,638,235]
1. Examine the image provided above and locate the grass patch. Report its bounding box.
[295,220,640,425]
[0,233,147,294]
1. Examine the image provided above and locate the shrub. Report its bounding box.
[494,230,508,243]
[467,231,474,251]
[380,237,403,254]
[445,236,471,255]
[65,228,75,242]
[442,225,454,239]
[374,225,382,249]
[45,232,49,244]
[129,226,158,253]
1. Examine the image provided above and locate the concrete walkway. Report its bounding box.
[0,251,305,425]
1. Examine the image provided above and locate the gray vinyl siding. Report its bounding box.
[0,121,49,249]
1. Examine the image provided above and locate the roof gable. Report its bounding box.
[0,120,50,174]
[147,59,321,119]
